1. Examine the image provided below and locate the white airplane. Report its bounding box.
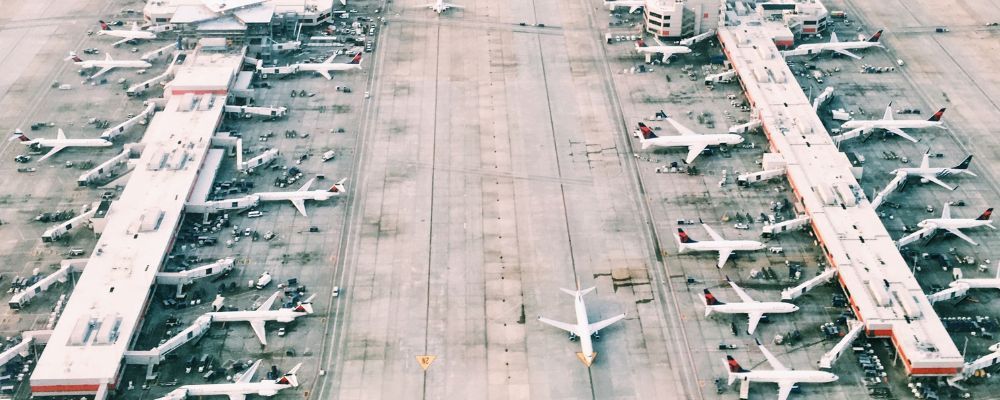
[636,119,743,164]
[66,51,152,80]
[703,277,798,334]
[296,52,363,80]
[253,177,347,217]
[604,0,645,13]
[537,284,626,367]
[899,203,994,246]
[781,29,883,60]
[420,0,463,14]
[724,338,838,400]
[206,291,316,346]
[635,38,691,62]
[156,359,302,400]
[889,151,974,191]
[676,224,765,268]
[9,129,112,162]
[839,103,947,143]
[97,20,157,47]
[950,262,1000,290]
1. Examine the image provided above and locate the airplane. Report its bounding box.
[703,277,798,334]
[676,224,765,268]
[97,20,157,47]
[65,51,152,80]
[537,284,626,367]
[839,103,947,143]
[296,52,363,80]
[9,129,112,162]
[635,38,692,62]
[889,151,974,191]
[604,0,645,13]
[950,262,1000,290]
[898,203,994,246]
[156,359,302,400]
[206,291,316,346]
[781,29,884,60]
[420,0,463,14]
[249,177,347,217]
[724,338,838,400]
[636,118,744,164]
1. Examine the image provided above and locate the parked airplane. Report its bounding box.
[839,103,946,143]
[255,177,347,217]
[538,284,626,367]
[9,129,112,162]
[676,224,765,268]
[296,52,363,80]
[724,338,838,400]
[636,118,743,164]
[899,203,994,246]
[781,29,883,60]
[890,151,974,191]
[703,277,798,334]
[604,0,645,12]
[66,51,151,80]
[950,262,1000,290]
[420,0,463,14]
[206,291,316,346]
[156,359,302,400]
[97,20,157,47]
[635,38,691,62]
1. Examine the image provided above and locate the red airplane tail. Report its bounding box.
[704,288,724,306]
[677,228,697,243]
[867,29,884,42]
[928,108,946,122]
[636,38,647,48]
[637,122,657,139]
[9,130,29,142]
[726,356,749,373]
[977,208,993,221]
[99,20,111,31]
[349,53,362,64]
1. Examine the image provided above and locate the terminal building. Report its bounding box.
[28,43,246,397]
[144,0,335,44]
[717,1,963,375]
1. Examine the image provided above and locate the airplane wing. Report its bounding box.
[945,227,978,246]
[90,66,115,79]
[290,199,308,217]
[747,311,763,334]
[885,127,918,143]
[442,3,464,8]
[883,103,894,120]
[298,178,316,191]
[57,128,66,140]
[666,118,697,136]
[941,202,951,219]
[921,175,956,191]
[257,291,281,312]
[919,150,930,168]
[831,48,861,60]
[227,395,247,400]
[323,52,338,64]
[727,280,756,303]
[113,36,129,46]
[318,70,333,80]
[702,224,723,241]
[758,340,788,370]
[685,143,708,164]
[776,382,794,400]
[37,146,65,162]
[588,313,626,333]
[538,317,580,335]
[237,359,262,384]
[249,320,268,346]
[716,249,733,269]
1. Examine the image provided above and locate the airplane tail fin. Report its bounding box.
[99,20,111,31]
[349,52,363,65]
[8,130,29,142]
[560,286,597,297]
[329,178,347,193]
[928,108,946,122]
[725,355,749,384]
[293,294,317,314]
[954,155,973,170]
[677,228,697,244]
[636,38,647,48]
[703,288,724,314]
[66,51,83,62]
[976,208,993,221]
[868,29,884,42]
[655,110,668,119]
[276,363,303,387]
[638,122,657,139]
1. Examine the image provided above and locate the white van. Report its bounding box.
[247,211,263,218]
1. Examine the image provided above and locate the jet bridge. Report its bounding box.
[948,344,1000,387]
[41,204,98,242]
[239,148,279,172]
[223,105,287,118]
[155,257,235,298]
[9,259,88,309]
[781,268,836,301]
[127,52,181,96]
[124,314,212,378]
[77,145,141,187]
[140,42,177,61]
[0,330,51,368]
[871,172,907,210]
[101,102,157,140]
[818,320,865,369]
[762,215,810,237]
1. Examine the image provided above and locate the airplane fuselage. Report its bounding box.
[74,60,152,70]
[296,63,362,73]
[207,309,305,324]
[572,294,597,363]
[841,119,942,131]
[636,46,692,56]
[99,31,156,40]
[257,190,336,203]
[918,218,992,230]
[641,133,743,150]
[680,240,764,253]
[163,382,287,399]
[709,302,797,315]
[734,370,839,386]
[891,167,963,177]
[792,41,881,54]
[27,138,112,149]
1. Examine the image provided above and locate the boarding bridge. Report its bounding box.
[818,320,864,369]
[896,226,935,248]
[830,127,868,145]
[871,172,907,210]
[948,345,1000,387]
[239,148,279,172]
[729,119,761,134]
[78,145,141,187]
[155,258,235,298]
[9,260,88,309]
[928,284,968,303]
[681,29,716,46]
[0,330,51,367]
[781,268,836,300]
[41,205,98,242]
[763,215,810,237]
[141,43,177,61]
[811,86,834,111]
[705,69,737,84]
[738,168,785,185]
[101,102,157,140]
[127,53,181,96]
[223,105,288,118]
[124,314,212,378]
